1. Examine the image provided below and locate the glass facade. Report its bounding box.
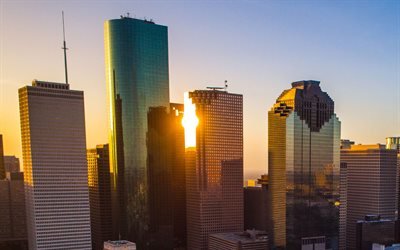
[268,81,341,249]
[104,17,170,247]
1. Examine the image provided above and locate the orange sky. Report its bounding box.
[0,1,399,179]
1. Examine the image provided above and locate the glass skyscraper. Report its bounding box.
[104,16,170,247]
[268,80,341,249]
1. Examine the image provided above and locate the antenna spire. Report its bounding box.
[62,11,69,85]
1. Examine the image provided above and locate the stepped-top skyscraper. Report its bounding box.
[104,16,170,247]
[183,89,244,250]
[268,80,341,249]
[19,80,92,250]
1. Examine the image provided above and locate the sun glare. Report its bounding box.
[182,92,199,148]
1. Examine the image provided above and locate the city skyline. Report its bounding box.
[1,1,399,180]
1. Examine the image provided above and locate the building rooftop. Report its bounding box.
[345,144,386,151]
[104,240,136,250]
[291,80,320,88]
[32,79,69,90]
[210,230,268,244]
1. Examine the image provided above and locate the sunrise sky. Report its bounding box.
[0,0,399,179]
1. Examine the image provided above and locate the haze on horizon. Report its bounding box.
[0,0,399,180]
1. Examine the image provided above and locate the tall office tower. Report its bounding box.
[4,156,20,174]
[169,103,187,248]
[19,80,92,250]
[340,144,398,250]
[386,136,400,217]
[87,144,112,250]
[338,162,347,250]
[0,135,5,179]
[104,16,170,246]
[184,90,244,250]
[146,103,186,249]
[244,174,270,232]
[268,80,341,249]
[0,172,27,249]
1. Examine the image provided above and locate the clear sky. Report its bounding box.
[0,0,399,179]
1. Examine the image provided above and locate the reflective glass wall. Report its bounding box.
[268,81,341,249]
[105,17,170,248]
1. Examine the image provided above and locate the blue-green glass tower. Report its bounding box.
[104,16,170,247]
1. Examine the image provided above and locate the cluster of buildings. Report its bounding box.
[0,15,399,250]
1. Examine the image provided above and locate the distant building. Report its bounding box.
[268,80,341,249]
[385,137,400,219]
[341,139,355,149]
[386,137,400,152]
[87,144,112,250]
[184,90,244,250]
[356,215,398,250]
[244,175,269,233]
[0,135,5,179]
[245,179,257,187]
[340,144,398,250]
[301,236,326,250]
[0,172,27,249]
[209,230,269,250]
[339,162,348,250]
[104,240,136,250]
[4,156,20,173]
[19,80,92,249]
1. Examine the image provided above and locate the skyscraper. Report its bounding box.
[146,103,186,249]
[0,135,5,180]
[340,144,398,250]
[184,89,244,250]
[104,16,170,246]
[0,172,27,250]
[268,80,341,249]
[87,144,112,250]
[4,156,20,174]
[19,80,92,250]
[244,174,269,232]
[339,162,347,250]
[386,137,400,216]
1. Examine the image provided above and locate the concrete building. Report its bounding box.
[87,144,112,250]
[184,90,244,250]
[268,80,341,249]
[104,240,136,250]
[356,215,398,250]
[0,172,27,249]
[4,156,20,174]
[340,144,398,250]
[386,137,400,219]
[339,162,348,250]
[244,175,269,233]
[209,230,268,250]
[0,134,5,180]
[19,80,92,249]
[301,236,326,250]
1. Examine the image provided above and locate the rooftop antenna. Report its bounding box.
[62,11,69,85]
[206,80,228,91]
